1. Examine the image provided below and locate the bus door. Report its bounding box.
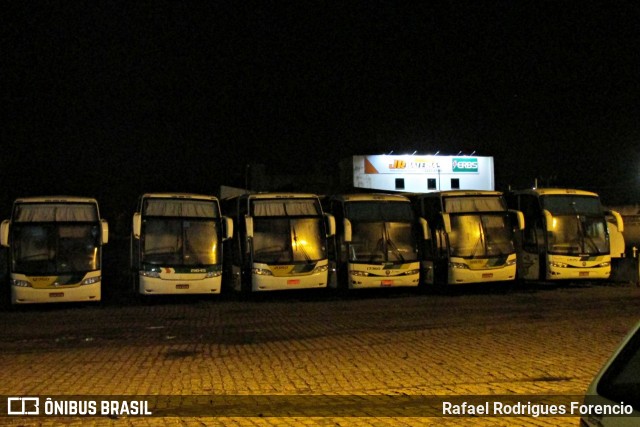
[515,195,545,281]
[518,220,545,280]
[422,220,448,286]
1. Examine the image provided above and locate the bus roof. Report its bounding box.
[246,193,320,200]
[409,190,504,199]
[140,193,219,201]
[509,188,600,198]
[13,196,99,204]
[333,193,410,203]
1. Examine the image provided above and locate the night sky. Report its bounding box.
[2,1,640,219]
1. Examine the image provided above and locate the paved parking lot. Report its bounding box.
[0,280,639,426]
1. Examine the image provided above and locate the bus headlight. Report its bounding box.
[401,269,420,276]
[449,262,469,269]
[82,276,101,285]
[506,258,516,266]
[141,270,161,278]
[11,279,31,288]
[550,261,568,268]
[313,264,329,273]
[251,268,273,276]
[351,270,371,277]
[205,270,222,278]
[596,262,610,268]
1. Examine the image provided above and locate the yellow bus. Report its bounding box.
[505,188,623,281]
[131,193,233,295]
[326,193,422,290]
[0,196,109,304]
[410,191,524,288]
[222,193,335,293]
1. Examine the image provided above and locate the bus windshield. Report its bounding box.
[349,221,418,262]
[545,214,608,255]
[541,196,608,255]
[253,218,326,263]
[12,223,101,274]
[344,201,417,263]
[142,219,220,265]
[448,214,514,258]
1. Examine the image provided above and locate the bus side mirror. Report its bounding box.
[245,215,254,238]
[608,210,624,233]
[419,217,430,240]
[343,218,352,243]
[0,220,10,247]
[101,219,109,245]
[442,213,452,234]
[543,209,554,232]
[509,209,525,231]
[325,213,336,237]
[223,216,234,240]
[132,213,142,239]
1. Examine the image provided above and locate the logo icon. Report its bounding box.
[452,158,479,173]
[7,397,40,415]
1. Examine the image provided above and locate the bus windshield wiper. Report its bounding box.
[385,223,405,262]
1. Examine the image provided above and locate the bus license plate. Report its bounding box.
[381,280,393,286]
[287,279,300,285]
[482,273,494,279]
[176,284,189,289]
[49,292,64,298]
[580,272,589,277]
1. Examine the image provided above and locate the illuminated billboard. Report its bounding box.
[350,155,494,192]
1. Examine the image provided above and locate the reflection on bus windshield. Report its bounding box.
[448,214,514,257]
[253,218,325,263]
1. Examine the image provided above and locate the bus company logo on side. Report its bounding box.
[452,158,478,172]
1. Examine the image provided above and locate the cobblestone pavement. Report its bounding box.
[0,281,639,426]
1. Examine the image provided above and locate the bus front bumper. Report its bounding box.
[139,274,222,295]
[11,283,101,304]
